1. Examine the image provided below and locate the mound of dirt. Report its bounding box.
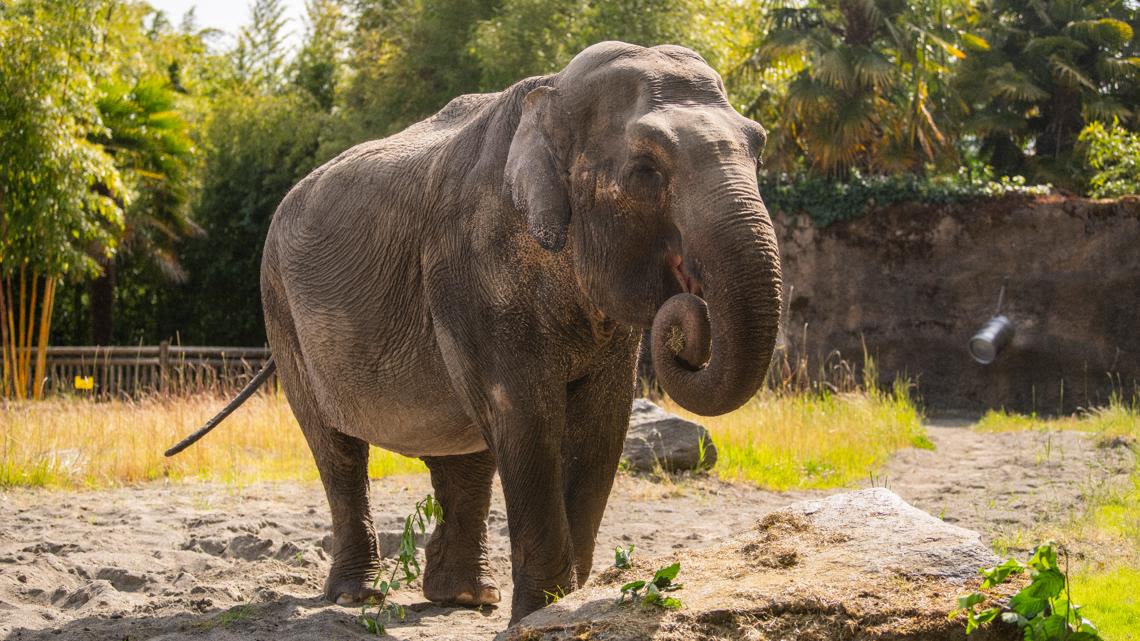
[499,489,1019,641]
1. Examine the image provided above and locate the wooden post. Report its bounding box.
[159,340,170,395]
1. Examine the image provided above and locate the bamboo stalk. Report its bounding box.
[33,277,56,400]
[16,267,27,399]
[0,278,9,398]
[25,271,39,398]
[3,276,14,399]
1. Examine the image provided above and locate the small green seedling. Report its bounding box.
[950,543,1103,640]
[617,562,683,610]
[544,585,567,605]
[614,544,635,569]
[359,495,443,635]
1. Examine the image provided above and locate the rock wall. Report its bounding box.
[775,195,1140,414]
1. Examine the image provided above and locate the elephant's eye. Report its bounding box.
[624,159,664,201]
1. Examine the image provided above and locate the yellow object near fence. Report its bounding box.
[74,376,94,390]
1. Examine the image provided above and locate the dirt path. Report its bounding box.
[0,425,1132,641]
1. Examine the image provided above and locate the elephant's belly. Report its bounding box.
[345,401,486,458]
[304,343,486,458]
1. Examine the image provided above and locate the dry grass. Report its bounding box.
[0,392,425,488]
[663,380,930,491]
[2,382,927,493]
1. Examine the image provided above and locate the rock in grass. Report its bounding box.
[498,489,1020,641]
[623,400,716,473]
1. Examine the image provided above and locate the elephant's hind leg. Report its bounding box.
[421,450,501,606]
[308,426,383,605]
[266,287,382,605]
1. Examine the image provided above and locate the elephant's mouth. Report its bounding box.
[667,252,703,297]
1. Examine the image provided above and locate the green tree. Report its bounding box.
[233,0,293,92]
[737,0,972,176]
[294,0,348,111]
[0,0,125,397]
[472,0,757,92]
[88,76,198,345]
[954,0,1140,189]
[160,91,326,345]
[340,0,500,140]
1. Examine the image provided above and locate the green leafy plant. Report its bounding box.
[1080,119,1140,198]
[617,562,683,610]
[359,495,443,635]
[951,543,1103,640]
[760,166,1052,228]
[614,544,635,570]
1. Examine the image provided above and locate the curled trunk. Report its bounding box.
[650,213,782,416]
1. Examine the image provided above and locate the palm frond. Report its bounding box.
[960,32,991,52]
[1096,56,1140,82]
[849,46,895,89]
[1049,54,1095,90]
[1066,19,1133,49]
[815,48,854,90]
[986,64,1049,102]
[1023,35,1087,57]
[1084,95,1132,122]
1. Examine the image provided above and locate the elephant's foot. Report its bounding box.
[423,570,500,606]
[422,543,500,606]
[325,569,383,606]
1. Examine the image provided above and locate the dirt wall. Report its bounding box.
[775,195,1140,415]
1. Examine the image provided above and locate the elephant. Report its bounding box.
[170,40,782,623]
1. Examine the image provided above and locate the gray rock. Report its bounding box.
[622,399,716,472]
[499,489,1017,641]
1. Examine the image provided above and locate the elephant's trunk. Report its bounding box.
[650,200,783,416]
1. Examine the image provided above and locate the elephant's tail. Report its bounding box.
[164,357,278,457]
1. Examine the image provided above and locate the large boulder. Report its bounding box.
[622,399,717,473]
[499,489,1019,641]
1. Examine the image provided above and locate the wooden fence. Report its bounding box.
[39,343,274,398]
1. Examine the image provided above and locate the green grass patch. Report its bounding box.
[1071,567,1140,641]
[666,380,928,491]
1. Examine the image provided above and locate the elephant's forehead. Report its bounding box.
[561,46,727,108]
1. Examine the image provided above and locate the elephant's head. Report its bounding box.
[504,41,783,416]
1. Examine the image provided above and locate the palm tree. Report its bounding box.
[953,0,1139,189]
[88,77,198,344]
[734,0,972,176]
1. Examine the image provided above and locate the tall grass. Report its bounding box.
[975,392,1139,438]
[3,339,931,492]
[662,344,930,491]
[665,380,927,490]
[0,393,424,488]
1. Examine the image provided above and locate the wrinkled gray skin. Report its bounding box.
[260,41,782,623]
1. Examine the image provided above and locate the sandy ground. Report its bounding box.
[0,424,1133,641]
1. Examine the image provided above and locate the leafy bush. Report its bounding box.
[1080,120,1140,198]
[759,167,1052,227]
[951,543,1104,640]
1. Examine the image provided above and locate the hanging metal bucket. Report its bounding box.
[969,315,1015,365]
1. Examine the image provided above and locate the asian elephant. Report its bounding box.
[177,40,782,623]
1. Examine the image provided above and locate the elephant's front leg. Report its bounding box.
[487,383,576,622]
[562,328,640,583]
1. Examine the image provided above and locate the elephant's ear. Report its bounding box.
[505,85,571,252]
